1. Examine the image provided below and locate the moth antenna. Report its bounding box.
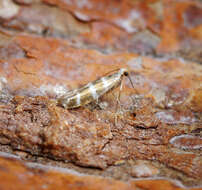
[127,74,135,89]
[126,73,137,106]
[103,68,121,76]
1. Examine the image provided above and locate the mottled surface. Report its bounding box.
[0,0,202,189]
[0,35,201,188]
[1,0,202,62]
[2,153,202,190]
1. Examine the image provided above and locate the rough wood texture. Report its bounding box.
[0,0,201,189]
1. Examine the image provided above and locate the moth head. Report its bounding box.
[120,68,129,76]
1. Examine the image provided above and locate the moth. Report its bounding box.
[58,68,134,109]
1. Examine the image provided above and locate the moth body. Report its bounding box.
[58,68,128,109]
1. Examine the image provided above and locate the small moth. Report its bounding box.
[58,68,132,109]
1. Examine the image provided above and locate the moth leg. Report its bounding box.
[114,79,124,125]
[86,98,103,110]
[116,78,124,112]
[95,98,103,110]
